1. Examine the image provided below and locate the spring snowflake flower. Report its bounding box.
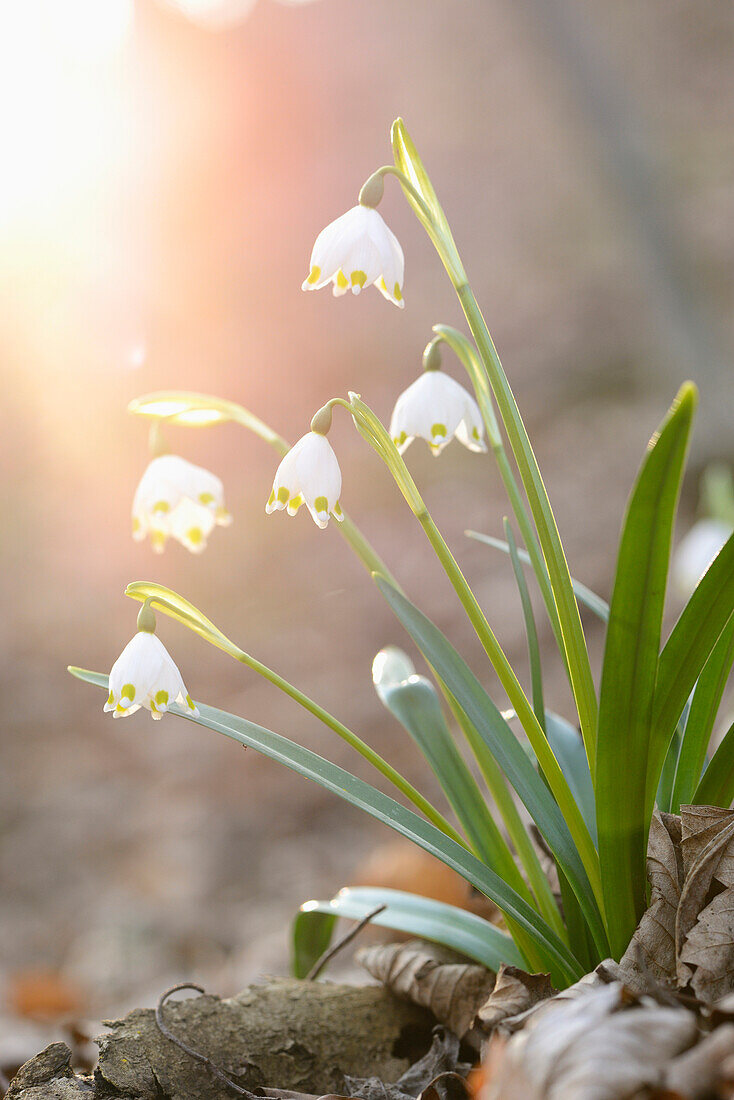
[132,454,231,554]
[672,518,732,598]
[104,631,199,722]
[302,205,405,307]
[266,431,344,529]
[390,370,487,456]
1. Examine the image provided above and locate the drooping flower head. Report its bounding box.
[302,204,405,308]
[390,369,487,456]
[132,454,231,554]
[105,607,198,722]
[266,430,343,530]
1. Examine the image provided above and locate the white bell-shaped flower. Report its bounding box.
[302,205,405,308]
[266,431,344,529]
[390,370,487,456]
[132,454,231,554]
[672,518,732,598]
[104,631,199,721]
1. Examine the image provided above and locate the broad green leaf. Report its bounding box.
[544,713,596,845]
[504,520,545,728]
[649,529,734,811]
[671,616,734,812]
[297,886,523,972]
[694,718,734,807]
[465,532,610,623]
[596,383,696,957]
[372,578,608,959]
[291,909,336,979]
[69,666,584,985]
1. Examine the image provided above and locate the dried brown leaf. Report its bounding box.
[618,812,682,992]
[662,1024,734,1099]
[678,806,734,996]
[479,982,697,1100]
[357,942,495,1039]
[475,966,554,1034]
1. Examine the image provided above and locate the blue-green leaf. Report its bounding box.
[371,579,608,959]
[465,531,609,623]
[69,666,584,986]
[297,886,523,972]
[670,617,734,812]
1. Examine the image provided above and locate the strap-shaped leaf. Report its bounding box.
[69,666,584,985]
[372,647,548,971]
[371,579,608,958]
[544,713,596,845]
[649,528,734,809]
[670,616,734,812]
[596,383,696,957]
[694,717,734,807]
[466,531,610,623]
[372,648,528,894]
[505,520,545,728]
[296,887,523,973]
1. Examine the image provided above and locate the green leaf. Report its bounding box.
[69,666,584,986]
[372,647,549,971]
[544,713,596,845]
[297,886,524,972]
[650,528,734,811]
[371,579,608,959]
[465,531,610,623]
[693,717,734,807]
[504,520,545,728]
[456,284,600,770]
[291,909,336,979]
[372,647,528,892]
[596,383,696,957]
[670,616,734,812]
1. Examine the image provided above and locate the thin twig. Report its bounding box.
[306,904,387,981]
[155,983,257,1098]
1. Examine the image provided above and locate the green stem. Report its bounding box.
[447,695,567,938]
[126,586,463,847]
[231,645,465,846]
[455,284,599,773]
[431,325,567,667]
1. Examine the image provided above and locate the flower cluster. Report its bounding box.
[132,454,231,554]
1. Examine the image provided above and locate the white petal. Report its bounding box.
[168,498,216,554]
[390,372,467,451]
[107,632,193,722]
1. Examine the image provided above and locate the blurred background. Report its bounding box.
[1,0,733,1072]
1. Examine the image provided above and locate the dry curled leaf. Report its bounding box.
[346,1027,470,1100]
[677,806,734,1000]
[475,966,554,1034]
[662,1024,734,1100]
[618,812,682,992]
[617,806,734,1004]
[478,982,697,1100]
[356,942,495,1039]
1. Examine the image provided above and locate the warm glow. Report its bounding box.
[0,0,134,223]
[159,0,258,30]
